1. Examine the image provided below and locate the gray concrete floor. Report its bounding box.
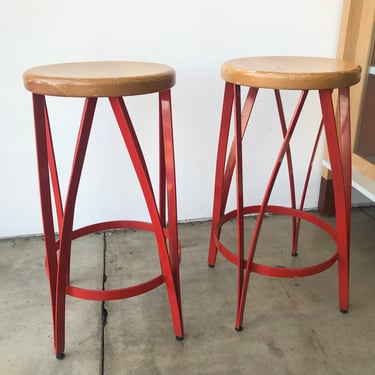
[1,207,375,374]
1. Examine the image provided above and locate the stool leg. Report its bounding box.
[208,83,234,266]
[109,96,183,339]
[159,90,183,333]
[233,85,245,330]
[32,94,59,351]
[208,85,259,267]
[319,88,351,313]
[222,87,259,209]
[236,91,308,329]
[158,96,166,228]
[54,98,97,358]
[43,105,70,284]
[43,106,64,234]
[295,119,324,252]
[274,90,297,255]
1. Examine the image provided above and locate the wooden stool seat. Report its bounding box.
[222,56,361,90]
[209,56,361,331]
[23,61,175,97]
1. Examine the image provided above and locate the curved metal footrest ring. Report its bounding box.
[214,205,338,278]
[49,220,181,301]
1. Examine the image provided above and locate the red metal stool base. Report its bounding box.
[33,94,184,357]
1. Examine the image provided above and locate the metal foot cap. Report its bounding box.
[56,352,65,360]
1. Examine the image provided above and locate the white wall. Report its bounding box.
[0,0,344,238]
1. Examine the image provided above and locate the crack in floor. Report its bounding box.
[360,206,375,221]
[100,232,108,375]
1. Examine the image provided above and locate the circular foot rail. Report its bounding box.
[214,205,338,278]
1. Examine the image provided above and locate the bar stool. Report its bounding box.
[23,61,183,359]
[208,56,361,331]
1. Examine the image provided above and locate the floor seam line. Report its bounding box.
[100,231,108,375]
[359,207,375,221]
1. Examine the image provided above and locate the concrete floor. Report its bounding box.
[1,207,375,375]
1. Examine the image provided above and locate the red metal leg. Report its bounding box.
[44,106,64,233]
[208,84,258,266]
[109,96,183,339]
[319,89,350,312]
[54,98,97,357]
[43,101,70,284]
[32,94,59,350]
[221,87,259,207]
[294,119,324,254]
[159,90,183,334]
[208,83,234,266]
[234,85,245,330]
[236,90,308,330]
[159,95,166,228]
[274,90,297,255]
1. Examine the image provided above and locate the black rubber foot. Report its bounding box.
[176,336,184,341]
[340,309,348,314]
[208,264,215,268]
[291,253,298,257]
[56,352,65,360]
[235,326,243,332]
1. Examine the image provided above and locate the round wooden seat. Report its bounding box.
[221,56,361,90]
[23,61,175,97]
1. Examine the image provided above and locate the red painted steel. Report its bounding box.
[66,275,166,300]
[214,206,337,273]
[294,119,324,255]
[319,88,351,312]
[274,90,297,255]
[209,83,352,330]
[44,105,63,234]
[234,84,245,317]
[208,84,259,266]
[109,95,183,339]
[32,90,183,358]
[55,97,97,356]
[33,94,59,349]
[208,83,234,267]
[159,90,182,311]
[236,90,308,329]
[159,95,166,228]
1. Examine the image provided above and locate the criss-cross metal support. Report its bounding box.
[32,92,183,359]
[208,83,351,330]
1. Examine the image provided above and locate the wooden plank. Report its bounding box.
[337,0,375,149]
[356,74,375,155]
[319,0,375,214]
[323,156,375,202]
